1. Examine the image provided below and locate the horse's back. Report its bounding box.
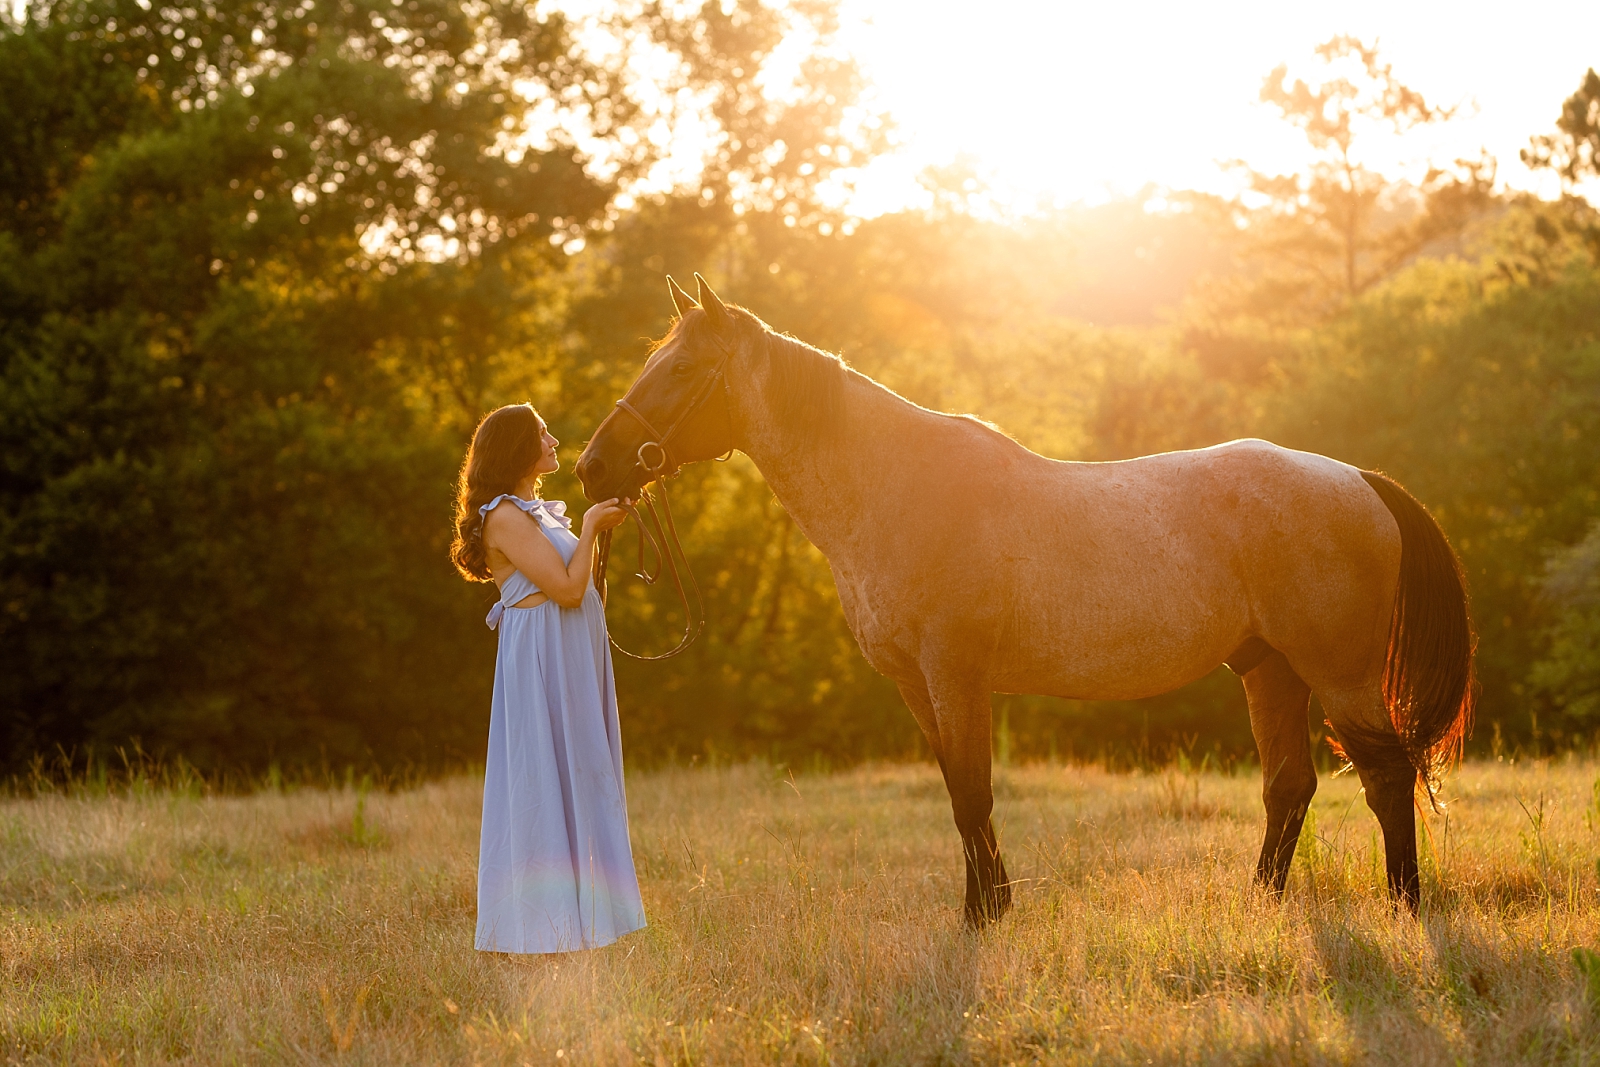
[989,439,1398,698]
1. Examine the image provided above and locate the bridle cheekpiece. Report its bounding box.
[610,326,735,480]
[592,321,737,660]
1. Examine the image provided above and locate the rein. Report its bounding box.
[591,332,735,661]
[593,480,706,660]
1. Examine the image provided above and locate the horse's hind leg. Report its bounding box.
[1323,685,1420,913]
[1361,762,1419,913]
[1244,650,1316,896]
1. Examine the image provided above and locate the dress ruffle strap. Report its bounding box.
[478,494,572,531]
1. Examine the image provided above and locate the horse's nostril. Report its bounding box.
[582,456,606,483]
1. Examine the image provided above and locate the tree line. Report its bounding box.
[2,0,1598,773]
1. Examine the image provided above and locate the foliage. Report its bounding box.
[1524,68,1600,189]
[0,0,872,771]
[1531,522,1600,722]
[1194,33,1496,368]
[0,0,631,769]
[1267,199,1600,737]
[4,4,1600,769]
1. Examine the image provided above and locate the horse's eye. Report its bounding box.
[671,361,692,377]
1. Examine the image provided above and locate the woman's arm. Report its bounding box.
[485,499,629,608]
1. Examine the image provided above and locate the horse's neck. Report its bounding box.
[735,368,913,564]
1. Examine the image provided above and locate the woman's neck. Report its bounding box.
[513,478,540,500]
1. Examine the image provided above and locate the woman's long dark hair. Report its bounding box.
[450,404,546,582]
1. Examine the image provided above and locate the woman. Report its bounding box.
[449,403,645,953]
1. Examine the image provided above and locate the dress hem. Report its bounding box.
[474,921,647,956]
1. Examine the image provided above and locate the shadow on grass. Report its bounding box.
[1425,915,1595,1061]
[1310,919,1457,1063]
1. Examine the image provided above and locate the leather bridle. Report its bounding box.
[592,333,736,660]
[611,335,733,478]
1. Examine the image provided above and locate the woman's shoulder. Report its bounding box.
[480,492,531,517]
[481,495,572,530]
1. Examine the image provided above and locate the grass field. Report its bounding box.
[5,756,1600,1065]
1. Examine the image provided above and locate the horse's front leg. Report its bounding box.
[926,673,1011,927]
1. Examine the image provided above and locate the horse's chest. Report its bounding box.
[831,567,942,678]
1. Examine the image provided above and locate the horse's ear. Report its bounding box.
[695,273,730,332]
[667,276,697,318]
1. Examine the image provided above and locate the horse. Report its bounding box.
[575,274,1475,924]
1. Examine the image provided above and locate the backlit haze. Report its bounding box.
[832,0,1600,215]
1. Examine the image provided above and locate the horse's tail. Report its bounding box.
[1343,471,1477,801]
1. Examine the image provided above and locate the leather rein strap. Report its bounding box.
[592,339,733,661]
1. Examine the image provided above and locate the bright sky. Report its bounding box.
[832,0,1600,214]
[17,0,1586,218]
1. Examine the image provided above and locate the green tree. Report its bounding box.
[1266,202,1600,740]
[0,0,621,768]
[1530,522,1600,723]
[1158,37,1495,401]
[1523,68,1600,189]
[0,0,871,771]
[1241,36,1495,312]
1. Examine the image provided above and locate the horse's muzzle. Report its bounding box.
[575,453,613,503]
[575,451,642,504]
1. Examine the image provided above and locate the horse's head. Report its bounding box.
[576,274,743,502]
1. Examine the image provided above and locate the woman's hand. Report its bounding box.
[581,498,630,537]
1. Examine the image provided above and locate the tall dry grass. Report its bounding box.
[5,756,1600,1065]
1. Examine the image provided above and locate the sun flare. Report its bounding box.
[836,0,1600,214]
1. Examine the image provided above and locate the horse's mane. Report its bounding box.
[663,304,1012,445]
[662,305,847,431]
[760,322,847,434]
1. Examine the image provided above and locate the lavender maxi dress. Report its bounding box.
[475,494,646,953]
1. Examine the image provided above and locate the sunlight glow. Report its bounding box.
[834,0,1600,215]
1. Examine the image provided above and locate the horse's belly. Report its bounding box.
[994,656,1219,702]
[993,650,1228,701]
[991,585,1245,700]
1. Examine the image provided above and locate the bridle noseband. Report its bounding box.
[611,333,735,478]
[592,333,736,660]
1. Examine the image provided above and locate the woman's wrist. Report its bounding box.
[570,528,597,582]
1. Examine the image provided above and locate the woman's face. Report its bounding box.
[531,421,560,477]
